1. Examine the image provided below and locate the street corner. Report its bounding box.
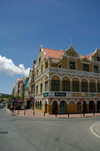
[90,122,100,139]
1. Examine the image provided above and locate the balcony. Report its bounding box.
[35,67,100,81]
[48,67,100,77]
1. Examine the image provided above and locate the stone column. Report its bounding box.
[87,102,89,113]
[57,104,60,114]
[95,103,97,113]
[48,79,51,91]
[60,80,62,91]
[70,81,72,92]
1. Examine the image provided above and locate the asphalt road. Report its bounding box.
[0,108,100,151]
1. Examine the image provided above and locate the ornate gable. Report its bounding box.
[91,48,100,62]
[66,45,79,57]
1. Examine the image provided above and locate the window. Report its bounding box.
[41,65,43,73]
[72,81,79,92]
[36,86,38,94]
[40,101,42,110]
[97,57,100,62]
[39,57,41,65]
[45,81,48,91]
[51,80,60,91]
[81,82,88,92]
[69,61,75,69]
[90,83,96,92]
[97,83,100,92]
[70,51,74,56]
[58,64,61,68]
[37,70,38,76]
[83,64,89,72]
[62,81,70,91]
[40,83,43,93]
[94,65,99,73]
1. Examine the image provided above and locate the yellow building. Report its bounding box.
[34,45,100,114]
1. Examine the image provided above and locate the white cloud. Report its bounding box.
[0,55,30,77]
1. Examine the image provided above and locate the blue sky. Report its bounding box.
[0,0,100,94]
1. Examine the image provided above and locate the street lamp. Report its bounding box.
[82,93,85,116]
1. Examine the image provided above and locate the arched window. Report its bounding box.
[81,82,88,92]
[72,81,79,92]
[90,83,96,92]
[97,83,100,92]
[51,76,60,91]
[62,80,70,91]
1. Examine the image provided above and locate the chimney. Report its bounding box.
[33,60,36,65]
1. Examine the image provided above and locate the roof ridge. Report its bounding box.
[43,47,64,52]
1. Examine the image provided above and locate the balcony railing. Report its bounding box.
[35,67,100,81]
[48,67,100,77]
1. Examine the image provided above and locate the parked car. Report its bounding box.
[0,103,4,108]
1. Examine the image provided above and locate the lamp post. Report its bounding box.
[82,93,85,116]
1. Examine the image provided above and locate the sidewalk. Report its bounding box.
[13,109,100,119]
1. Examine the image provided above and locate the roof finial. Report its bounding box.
[71,36,72,45]
[40,45,43,48]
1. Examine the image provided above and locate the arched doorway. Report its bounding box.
[83,101,87,113]
[89,101,95,113]
[69,100,75,113]
[45,101,47,113]
[97,101,100,112]
[60,101,67,114]
[52,101,58,114]
[40,101,42,110]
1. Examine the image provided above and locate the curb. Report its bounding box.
[90,122,100,139]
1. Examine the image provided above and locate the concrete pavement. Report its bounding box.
[1,108,100,151]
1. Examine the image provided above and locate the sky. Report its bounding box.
[0,0,100,94]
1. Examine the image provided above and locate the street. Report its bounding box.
[0,108,100,151]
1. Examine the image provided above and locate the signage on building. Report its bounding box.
[14,98,18,103]
[91,93,96,97]
[55,92,66,97]
[43,92,48,97]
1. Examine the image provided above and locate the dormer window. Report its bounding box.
[83,63,89,72]
[58,64,61,68]
[94,65,99,73]
[97,56,100,62]
[69,61,75,69]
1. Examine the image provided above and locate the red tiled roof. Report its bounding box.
[43,47,96,61]
[43,48,64,60]
[80,55,85,59]
[87,51,95,60]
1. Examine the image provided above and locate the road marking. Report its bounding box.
[0,131,8,134]
[90,122,100,139]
